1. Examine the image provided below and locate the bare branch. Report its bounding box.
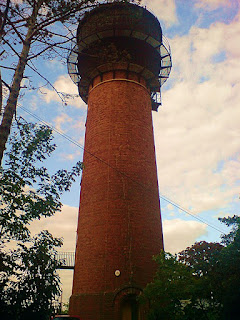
[27,37,73,60]
[1,78,11,90]
[0,65,17,71]
[5,15,25,43]
[0,0,11,39]
[2,37,22,60]
[27,60,66,104]
[0,0,11,115]
[0,70,2,116]
[31,2,93,39]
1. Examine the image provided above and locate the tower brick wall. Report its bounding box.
[67,2,172,318]
[69,70,163,320]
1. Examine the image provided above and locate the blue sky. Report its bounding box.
[5,0,239,301]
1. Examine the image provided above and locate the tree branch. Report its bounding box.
[0,0,11,39]
[27,37,73,61]
[1,78,11,90]
[5,15,25,43]
[27,60,65,104]
[31,2,93,39]
[2,37,22,60]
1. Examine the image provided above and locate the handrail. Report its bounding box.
[56,252,75,270]
[162,35,171,54]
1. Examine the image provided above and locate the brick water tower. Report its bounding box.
[67,1,171,319]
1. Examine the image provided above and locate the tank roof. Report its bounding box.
[67,1,172,110]
[77,1,162,52]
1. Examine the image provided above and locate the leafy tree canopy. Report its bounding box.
[0,118,82,243]
[0,230,63,320]
[219,215,240,246]
[139,251,196,320]
[178,241,223,277]
[141,216,240,320]
[0,119,82,319]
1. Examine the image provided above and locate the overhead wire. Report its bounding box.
[18,105,226,235]
[159,193,225,234]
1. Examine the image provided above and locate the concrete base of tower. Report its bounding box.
[69,287,148,320]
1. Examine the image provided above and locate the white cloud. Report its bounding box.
[54,113,73,131]
[142,0,178,27]
[41,75,86,109]
[72,117,86,131]
[195,0,232,11]
[46,59,65,71]
[154,10,240,214]
[214,211,232,218]
[163,219,208,253]
[60,149,83,162]
[61,153,76,161]
[29,95,38,111]
[52,108,85,135]
[169,211,176,217]
[77,135,85,146]
[29,204,78,252]
[58,269,74,303]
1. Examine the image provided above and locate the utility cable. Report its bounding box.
[159,193,225,234]
[18,105,226,235]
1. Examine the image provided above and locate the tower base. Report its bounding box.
[69,287,147,320]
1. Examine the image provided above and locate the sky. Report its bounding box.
[9,0,240,302]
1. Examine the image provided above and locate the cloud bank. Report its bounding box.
[154,7,240,214]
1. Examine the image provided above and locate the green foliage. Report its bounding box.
[61,302,69,314]
[139,251,196,320]
[0,119,82,242]
[142,216,240,320]
[217,216,240,319]
[0,230,63,320]
[219,215,240,246]
[0,119,83,319]
[178,241,223,277]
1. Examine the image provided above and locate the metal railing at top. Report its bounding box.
[56,252,75,270]
[162,35,171,55]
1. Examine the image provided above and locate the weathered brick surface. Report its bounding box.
[69,70,163,319]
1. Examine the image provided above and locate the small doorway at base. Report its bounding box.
[120,294,139,320]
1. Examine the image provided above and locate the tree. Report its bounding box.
[0,118,82,243]
[178,217,240,320]
[178,241,225,319]
[178,241,223,277]
[141,216,240,320]
[0,0,141,164]
[0,0,96,164]
[139,251,207,320]
[0,230,63,320]
[217,216,240,319]
[219,215,240,246]
[0,119,83,319]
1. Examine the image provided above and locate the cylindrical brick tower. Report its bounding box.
[67,2,171,320]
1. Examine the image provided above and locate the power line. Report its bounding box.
[18,105,226,235]
[159,194,225,234]
[18,105,147,180]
